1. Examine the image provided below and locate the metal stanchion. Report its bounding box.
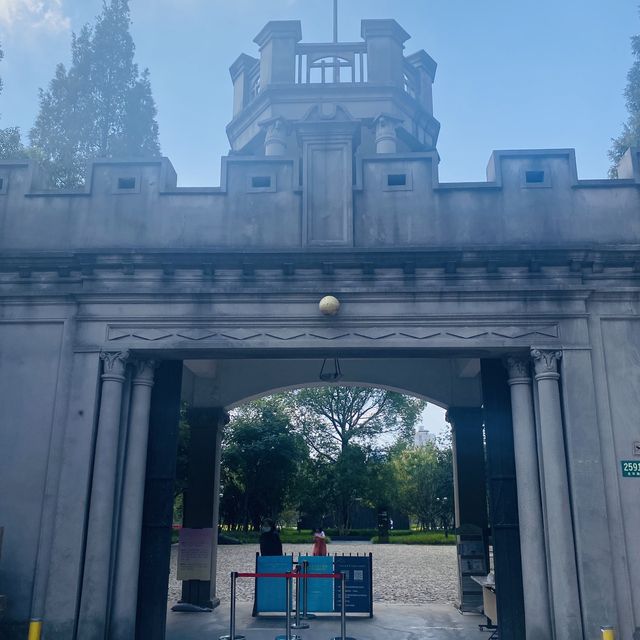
[219,572,246,640]
[300,561,316,620]
[331,572,356,640]
[276,575,302,640]
[291,566,309,630]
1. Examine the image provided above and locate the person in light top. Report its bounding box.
[312,527,327,556]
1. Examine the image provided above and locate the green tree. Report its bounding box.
[392,436,454,531]
[29,0,160,188]
[220,397,307,530]
[285,387,424,531]
[287,387,425,461]
[610,8,640,176]
[0,40,28,160]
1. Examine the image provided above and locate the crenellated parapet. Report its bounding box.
[0,147,638,253]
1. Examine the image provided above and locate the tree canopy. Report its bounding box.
[29,0,160,187]
[391,438,454,531]
[0,40,28,160]
[219,397,306,531]
[188,387,453,535]
[286,386,425,461]
[610,8,640,176]
[282,386,425,532]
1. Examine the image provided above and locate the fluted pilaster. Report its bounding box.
[111,360,158,640]
[77,351,130,640]
[506,356,552,639]
[531,348,583,640]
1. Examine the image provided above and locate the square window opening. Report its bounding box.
[525,171,545,184]
[0,178,4,190]
[387,174,407,187]
[251,176,271,189]
[117,177,137,190]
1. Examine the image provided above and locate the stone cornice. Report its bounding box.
[2,246,640,274]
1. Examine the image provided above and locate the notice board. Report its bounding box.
[254,555,293,614]
[299,555,334,613]
[177,528,213,581]
[333,555,373,616]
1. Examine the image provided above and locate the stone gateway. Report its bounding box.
[0,15,639,640]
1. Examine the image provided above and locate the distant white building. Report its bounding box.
[415,426,436,447]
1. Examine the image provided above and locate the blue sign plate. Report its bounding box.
[334,555,372,614]
[299,555,334,613]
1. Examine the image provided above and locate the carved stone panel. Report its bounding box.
[305,142,353,246]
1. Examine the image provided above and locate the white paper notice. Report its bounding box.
[177,528,214,581]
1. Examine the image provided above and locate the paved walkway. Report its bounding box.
[166,543,491,638]
[166,601,490,640]
[169,543,460,605]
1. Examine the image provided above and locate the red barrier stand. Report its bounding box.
[219,571,357,640]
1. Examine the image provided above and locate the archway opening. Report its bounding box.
[134,353,525,639]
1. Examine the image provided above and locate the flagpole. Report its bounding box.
[333,0,338,42]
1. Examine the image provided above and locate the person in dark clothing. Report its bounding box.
[259,518,283,556]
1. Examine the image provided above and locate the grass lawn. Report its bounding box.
[209,528,456,545]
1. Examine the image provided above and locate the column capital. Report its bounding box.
[505,355,532,385]
[531,349,563,380]
[132,360,158,388]
[100,350,129,382]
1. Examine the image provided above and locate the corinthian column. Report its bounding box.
[506,356,552,640]
[111,360,157,640]
[77,351,129,640]
[531,349,583,640]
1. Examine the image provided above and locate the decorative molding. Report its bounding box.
[106,323,559,347]
[531,348,563,380]
[100,350,130,382]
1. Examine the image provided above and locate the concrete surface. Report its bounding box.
[166,602,489,640]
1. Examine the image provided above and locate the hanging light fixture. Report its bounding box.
[319,357,343,382]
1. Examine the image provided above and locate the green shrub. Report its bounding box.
[372,530,455,545]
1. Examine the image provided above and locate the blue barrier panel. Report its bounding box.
[255,555,293,614]
[334,554,373,615]
[298,555,334,612]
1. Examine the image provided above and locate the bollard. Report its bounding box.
[300,561,316,620]
[601,627,616,640]
[291,566,309,630]
[331,572,356,640]
[276,575,302,640]
[219,572,245,640]
[27,620,42,640]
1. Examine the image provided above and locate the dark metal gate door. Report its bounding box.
[481,359,526,640]
[135,361,183,640]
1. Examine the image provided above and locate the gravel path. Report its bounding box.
[168,543,458,606]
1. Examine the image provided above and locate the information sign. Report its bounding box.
[177,528,213,581]
[255,555,293,614]
[299,555,334,613]
[621,460,640,477]
[333,555,373,615]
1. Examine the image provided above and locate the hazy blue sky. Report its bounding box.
[0,0,637,186]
